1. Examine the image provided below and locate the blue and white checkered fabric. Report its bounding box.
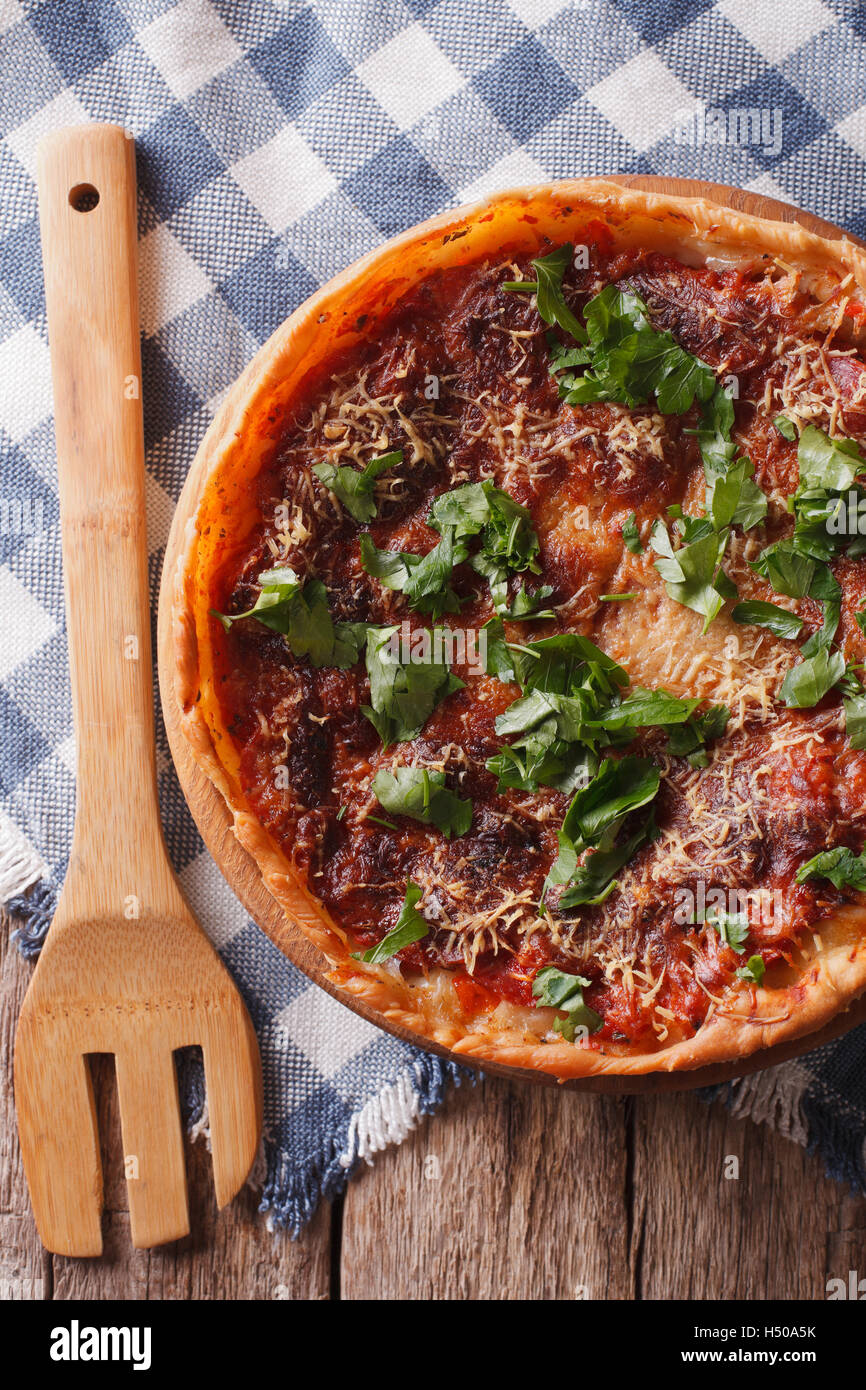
[3,0,866,1230]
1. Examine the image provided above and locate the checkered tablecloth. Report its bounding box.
[2,0,866,1233]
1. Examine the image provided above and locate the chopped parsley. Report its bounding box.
[502,244,587,341]
[795,845,866,891]
[312,449,402,523]
[361,480,542,618]
[664,703,730,767]
[212,567,366,669]
[353,881,429,963]
[531,965,602,1041]
[730,600,804,640]
[779,647,846,708]
[551,283,717,415]
[706,909,749,952]
[839,664,866,750]
[749,426,866,693]
[362,625,464,747]
[497,584,555,620]
[429,481,542,611]
[735,955,765,986]
[542,756,661,910]
[485,632,728,790]
[371,765,472,838]
[622,512,643,554]
[486,632,629,794]
[360,530,464,619]
[649,519,733,632]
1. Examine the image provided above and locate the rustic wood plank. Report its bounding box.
[0,915,51,1299]
[340,1076,633,1300]
[633,1091,866,1300]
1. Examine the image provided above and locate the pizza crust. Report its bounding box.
[170,179,866,1078]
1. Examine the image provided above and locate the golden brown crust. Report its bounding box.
[171,179,866,1077]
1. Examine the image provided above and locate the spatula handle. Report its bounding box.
[37,125,164,906]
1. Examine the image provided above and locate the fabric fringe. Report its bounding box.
[6,879,56,959]
[261,1053,468,1237]
[802,1091,866,1193]
[0,817,53,958]
[701,1061,810,1145]
[0,815,46,902]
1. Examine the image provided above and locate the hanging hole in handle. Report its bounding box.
[69,183,100,213]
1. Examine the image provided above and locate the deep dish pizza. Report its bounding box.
[172,181,866,1077]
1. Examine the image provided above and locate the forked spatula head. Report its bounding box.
[14,902,262,1256]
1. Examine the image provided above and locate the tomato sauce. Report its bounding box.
[212,242,866,1049]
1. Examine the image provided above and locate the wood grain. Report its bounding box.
[632,1091,866,1300]
[341,1074,866,1301]
[14,123,261,1258]
[159,175,866,1094]
[0,922,51,1300]
[341,1078,634,1300]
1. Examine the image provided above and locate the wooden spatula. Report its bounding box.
[13,123,262,1257]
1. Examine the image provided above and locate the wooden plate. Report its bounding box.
[157,176,866,1093]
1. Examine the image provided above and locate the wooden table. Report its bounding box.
[3,914,865,1300]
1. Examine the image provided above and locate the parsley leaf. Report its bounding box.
[503,244,587,342]
[212,567,366,669]
[665,703,730,767]
[554,283,716,414]
[707,455,767,532]
[312,449,402,524]
[498,584,555,620]
[543,756,660,908]
[486,633,727,790]
[839,665,866,750]
[360,531,465,619]
[372,766,472,838]
[362,625,464,747]
[797,424,865,492]
[354,881,429,963]
[693,382,737,477]
[731,600,804,640]
[751,429,866,652]
[844,691,866,749]
[796,845,866,891]
[594,686,701,731]
[779,646,845,708]
[480,617,522,684]
[362,482,542,619]
[427,481,495,537]
[531,965,602,1040]
[622,511,643,554]
[557,812,659,910]
[429,481,542,613]
[650,520,730,632]
[706,909,749,951]
[735,955,765,986]
[488,633,630,794]
[751,539,814,598]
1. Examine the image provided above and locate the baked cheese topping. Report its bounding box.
[208,235,866,1054]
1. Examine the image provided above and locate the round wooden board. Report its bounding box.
[157,175,866,1094]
